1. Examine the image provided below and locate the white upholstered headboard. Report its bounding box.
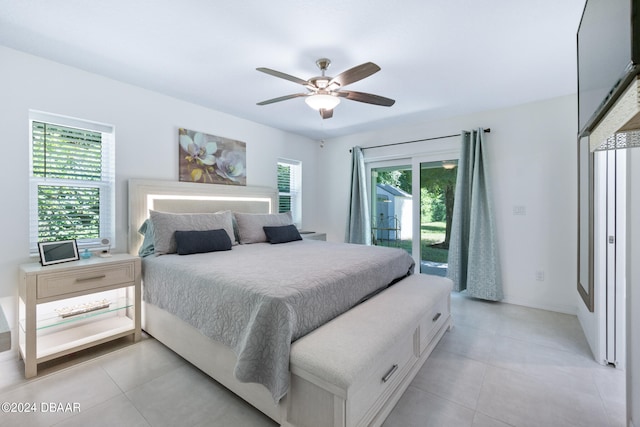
[128,179,278,255]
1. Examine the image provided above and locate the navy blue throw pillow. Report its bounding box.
[174,229,232,255]
[263,224,302,244]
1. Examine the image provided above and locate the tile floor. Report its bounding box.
[0,293,626,427]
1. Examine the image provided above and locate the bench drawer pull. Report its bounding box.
[382,364,398,383]
[432,312,442,322]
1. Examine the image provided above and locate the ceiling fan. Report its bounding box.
[256,58,395,119]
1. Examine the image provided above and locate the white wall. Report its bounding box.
[317,95,578,314]
[0,46,320,310]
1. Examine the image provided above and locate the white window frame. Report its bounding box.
[29,111,115,255]
[277,158,302,227]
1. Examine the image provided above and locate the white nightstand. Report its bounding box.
[18,253,141,378]
[300,231,327,241]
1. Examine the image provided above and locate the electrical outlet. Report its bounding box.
[535,270,545,281]
[513,205,527,216]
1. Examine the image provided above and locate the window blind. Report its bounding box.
[277,163,292,213]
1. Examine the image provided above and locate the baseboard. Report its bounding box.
[501,295,576,315]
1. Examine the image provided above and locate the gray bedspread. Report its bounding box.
[142,240,414,401]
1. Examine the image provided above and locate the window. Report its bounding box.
[29,111,115,253]
[277,159,302,227]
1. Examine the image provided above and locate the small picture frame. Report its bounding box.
[38,240,80,266]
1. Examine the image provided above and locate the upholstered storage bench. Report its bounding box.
[284,274,452,427]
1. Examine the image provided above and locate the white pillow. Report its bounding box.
[234,212,293,244]
[149,210,236,255]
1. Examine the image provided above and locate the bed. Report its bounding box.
[128,179,452,427]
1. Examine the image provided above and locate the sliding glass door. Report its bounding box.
[368,153,459,275]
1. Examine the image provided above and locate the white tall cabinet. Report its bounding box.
[627,148,640,427]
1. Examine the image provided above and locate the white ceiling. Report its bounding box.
[0,0,586,140]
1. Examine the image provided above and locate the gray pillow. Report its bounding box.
[234,212,293,244]
[149,210,236,254]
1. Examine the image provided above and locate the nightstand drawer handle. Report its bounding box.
[432,312,442,322]
[382,364,398,383]
[75,274,106,282]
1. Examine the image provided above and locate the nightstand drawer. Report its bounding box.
[37,262,136,299]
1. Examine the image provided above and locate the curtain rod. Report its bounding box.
[349,128,491,152]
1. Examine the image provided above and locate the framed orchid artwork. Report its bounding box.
[178,128,247,186]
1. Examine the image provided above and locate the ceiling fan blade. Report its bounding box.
[319,108,333,119]
[337,90,395,107]
[256,67,308,86]
[257,93,307,105]
[329,62,380,87]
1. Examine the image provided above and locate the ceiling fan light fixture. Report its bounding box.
[305,93,340,111]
